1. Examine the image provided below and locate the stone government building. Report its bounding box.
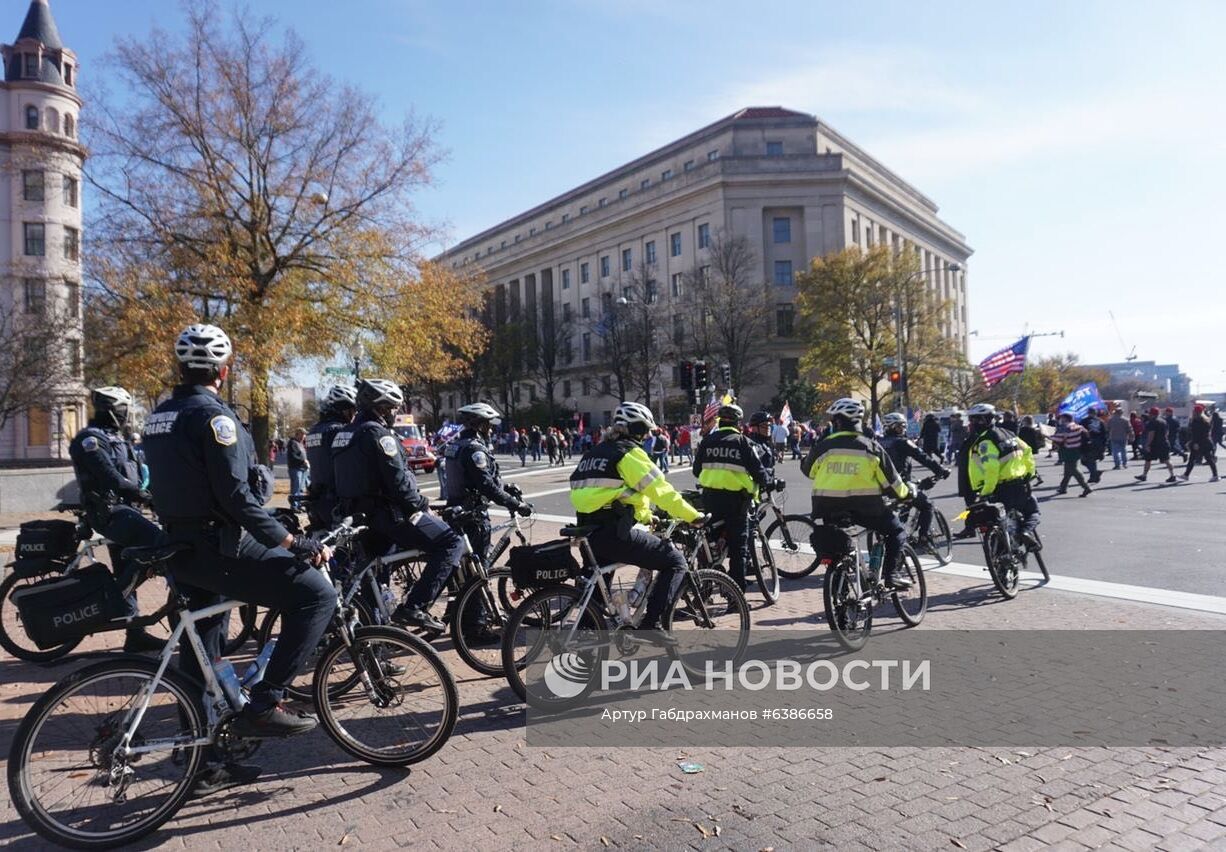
[0,0,85,462]
[436,106,972,429]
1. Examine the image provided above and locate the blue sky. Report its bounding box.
[38,0,1226,392]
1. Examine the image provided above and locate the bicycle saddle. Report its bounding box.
[54,502,84,513]
[559,524,600,538]
[122,541,191,568]
[827,515,859,529]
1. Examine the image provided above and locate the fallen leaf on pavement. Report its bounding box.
[951,840,967,849]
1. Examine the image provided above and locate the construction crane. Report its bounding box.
[1108,311,1137,362]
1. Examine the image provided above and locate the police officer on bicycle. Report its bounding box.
[331,378,465,632]
[965,403,1040,547]
[693,404,770,592]
[304,385,358,530]
[801,399,914,589]
[443,403,533,558]
[142,324,335,744]
[569,402,703,644]
[747,411,780,485]
[68,386,164,652]
[879,412,949,546]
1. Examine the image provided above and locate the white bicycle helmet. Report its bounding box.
[826,398,865,422]
[175,324,232,369]
[882,412,908,428]
[457,402,502,425]
[92,386,133,409]
[717,403,744,422]
[322,385,358,410]
[355,378,404,409]
[967,403,997,418]
[613,401,656,432]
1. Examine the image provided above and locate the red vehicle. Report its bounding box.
[393,415,436,473]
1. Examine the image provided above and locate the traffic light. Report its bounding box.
[692,388,703,407]
[889,370,902,393]
[720,363,732,387]
[679,360,694,391]
[693,361,709,390]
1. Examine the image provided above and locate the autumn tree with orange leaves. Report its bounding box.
[84,2,476,459]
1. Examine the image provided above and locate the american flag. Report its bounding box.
[702,394,721,423]
[978,336,1031,388]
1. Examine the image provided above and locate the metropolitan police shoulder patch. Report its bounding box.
[471,450,488,469]
[81,436,100,452]
[210,415,238,447]
[379,435,399,457]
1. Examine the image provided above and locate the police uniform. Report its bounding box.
[304,414,348,529]
[880,433,946,539]
[967,425,1040,535]
[332,410,464,611]
[570,436,699,626]
[442,428,521,559]
[141,385,334,712]
[68,422,162,614]
[801,430,910,581]
[693,426,769,589]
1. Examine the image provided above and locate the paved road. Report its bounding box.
[433,450,1226,598]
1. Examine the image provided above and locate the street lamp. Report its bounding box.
[616,291,670,422]
[350,339,365,380]
[896,261,962,414]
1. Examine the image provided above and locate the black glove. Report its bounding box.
[773,480,787,491]
[289,534,325,561]
[514,502,534,517]
[506,483,523,499]
[136,489,154,506]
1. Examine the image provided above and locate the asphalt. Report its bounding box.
[417,449,1226,597]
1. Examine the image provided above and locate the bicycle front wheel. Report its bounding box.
[666,568,751,677]
[0,571,84,662]
[927,508,954,565]
[7,658,206,849]
[763,514,820,579]
[891,545,928,626]
[501,584,608,709]
[313,625,458,767]
[751,526,781,605]
[451,568,514,677]
[983,528,1019,599]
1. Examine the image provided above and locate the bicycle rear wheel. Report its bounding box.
[983,528,1019,599]
[0,571,84,661]
[891,546,928,626]
[762,514,820,579]
[451,568,514,677]
[1032,541,1050,582]
[750,526,781,605]
[823,561,873,652]
[666,568,751,678]
[313,625,457,767]
[7,658,206,849]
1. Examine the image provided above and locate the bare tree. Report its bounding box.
[0,297,77,436]
[591,262,670,406]
[525,308,577,424]
[684,231,773,394]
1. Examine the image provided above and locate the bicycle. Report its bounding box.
[760,491,821,581]
[7,532,458,849]
[897,476,954,565]
[957,501,1049,599]
[1,505,256,662]
[501,516,750,710]
[682,485,783,605]
[818,512,927,652]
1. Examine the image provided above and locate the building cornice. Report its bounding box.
[0,129,86,159]
[0,78,83,107]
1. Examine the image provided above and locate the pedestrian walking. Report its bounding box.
[920,413,940,456]
[1136,407,1179,483]
[516,428,528,467]
[1164,408,1186,460]
[1129,411,1145,460]
[1080,408,1106,483]
[945,412,967,464]
[1051,414,1093,496]
[1107,407,1133,470]
[1180,404,1220,482]
[287,427,309,498]
[1211,404,1225,450]
[652,427,670,472]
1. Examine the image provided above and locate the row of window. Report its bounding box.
[19,52,75,86]
[23,104,76,137]
[22,222,80,261]
[560,225,711,290]
[22,170,79,207]
[20,278,81,317]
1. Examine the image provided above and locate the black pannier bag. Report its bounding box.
[810,525,854,561]
[508,540,582,587]
[11,564,130,650]
[11,519,78,579]
[966,502,1004,529]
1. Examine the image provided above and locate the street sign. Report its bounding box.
[324,367,352,375]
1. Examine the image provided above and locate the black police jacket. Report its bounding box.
[305,416,347,499]
[68,422,144,526]
[880,434,944,482]
[332,411,429,517]
[442,429,518,509]
[748,433,777,484]
[141,385,289,549]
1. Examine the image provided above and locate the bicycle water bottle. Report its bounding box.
[627,569,651,608]
[868,542,884,576]
[212,659,247,708]
[240,638,277,687]
[381,585,397,613]
[611,590,632,622]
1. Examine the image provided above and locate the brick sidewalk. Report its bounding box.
[4,521,1226,850]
